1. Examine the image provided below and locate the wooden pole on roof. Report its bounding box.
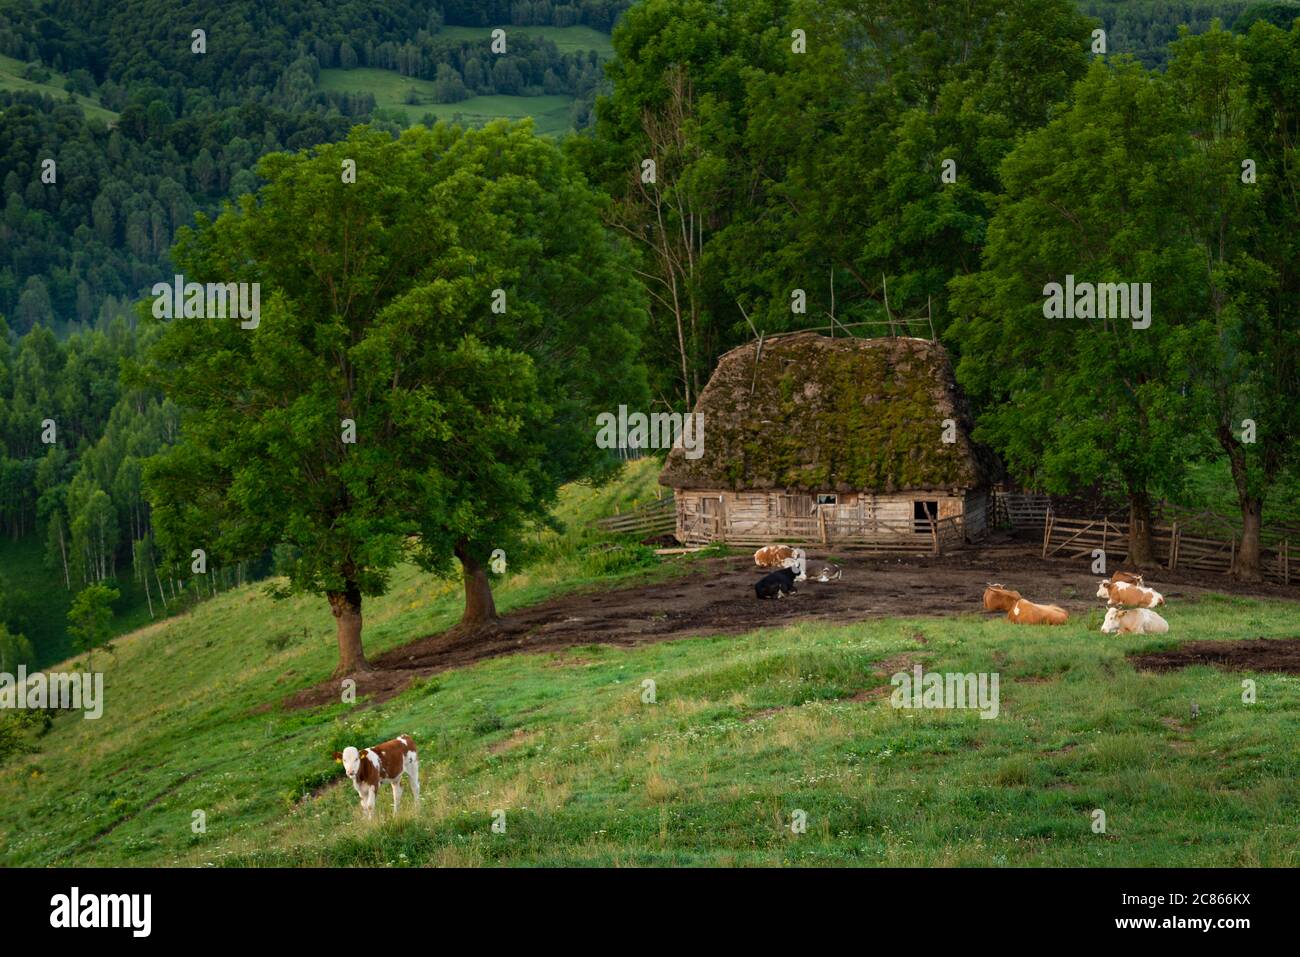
[882,274,898,336]
[735,300,766,394]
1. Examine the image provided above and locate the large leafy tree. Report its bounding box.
[1173,19,1300,579]
[577,0,1093,408]
[949,60,1208,565]
[139,122,647,675]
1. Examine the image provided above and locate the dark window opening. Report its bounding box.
[816,494,837,506]
[913,500,938,533]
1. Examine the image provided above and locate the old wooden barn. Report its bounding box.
[659,332,992,551]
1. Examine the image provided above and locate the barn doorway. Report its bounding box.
[913,500,938,534]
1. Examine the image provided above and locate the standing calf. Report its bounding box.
[754,544,796,567]
[334,733,420,819]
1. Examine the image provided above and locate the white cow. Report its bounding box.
[1101,606,1169,635]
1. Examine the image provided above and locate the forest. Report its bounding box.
[1,0,1298,673]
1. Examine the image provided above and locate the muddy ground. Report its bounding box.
[280,541,1300,710]
[1128,638,1300,674]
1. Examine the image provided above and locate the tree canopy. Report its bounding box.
[140,121,647,673]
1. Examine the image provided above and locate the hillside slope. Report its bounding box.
[1,459,1298,867]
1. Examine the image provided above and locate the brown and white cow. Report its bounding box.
[1101,606,1169,635]
[983,584,1022,613]
[1006,598,1069,626]
[754,545,797,566]
[1110,570,1145,586]
[753,544,806,579]
[1096,579,1164,608]
[334,734,420,819]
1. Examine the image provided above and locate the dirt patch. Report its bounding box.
[487,729,541,755]
[277,545,1298,711]
[1128,638,1300,675]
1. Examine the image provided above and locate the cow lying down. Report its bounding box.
[1101,606,1168,635]
[983,584,1021,612]
[1006,598,1069,625]
[335,733,420,818]
[1097,579,1164,608]
[755,566,798,599]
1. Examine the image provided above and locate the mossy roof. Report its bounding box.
[659,333,988,494]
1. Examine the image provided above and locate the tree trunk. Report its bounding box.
[327,581,369,676]
[1236,495,1263,582]
[1127,490,1155,567]
[57,524,70,589]
[456,543,499,627]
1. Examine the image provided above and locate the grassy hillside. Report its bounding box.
[2,458,1297,867]
[318,67,576,134]
[0,54,117,123]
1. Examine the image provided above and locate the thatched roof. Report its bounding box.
[660,333,988,494]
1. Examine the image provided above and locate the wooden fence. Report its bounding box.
[993,490,1053,530]
[591,496,677,537]
[1042,513,1292,584]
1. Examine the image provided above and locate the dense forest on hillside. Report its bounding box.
[1078,1,1300,67]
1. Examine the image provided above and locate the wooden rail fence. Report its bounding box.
[1042,513,1292,584]
[591,496,676,537]
[993,490,1053,530]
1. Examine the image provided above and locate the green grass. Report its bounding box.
[0,54,117,123]
[2,459,1297,867]
[318,67,576,134]
[436,24,615,57]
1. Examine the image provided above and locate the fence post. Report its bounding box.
[1168,521,1178,571]
[1041,509,1053,559]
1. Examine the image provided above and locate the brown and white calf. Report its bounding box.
[753,544,806,580]
[334,734,420,818]
[1110,570,1144,586]
[1096,579,1164,608]
[754,544,796,568]
[1006,598,1069,626]
[983,584,1022,613]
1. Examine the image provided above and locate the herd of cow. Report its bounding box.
[336,552,1176,819]
[752,544,841,598]
[751,545,1170,637]
[983,570,1169,633]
